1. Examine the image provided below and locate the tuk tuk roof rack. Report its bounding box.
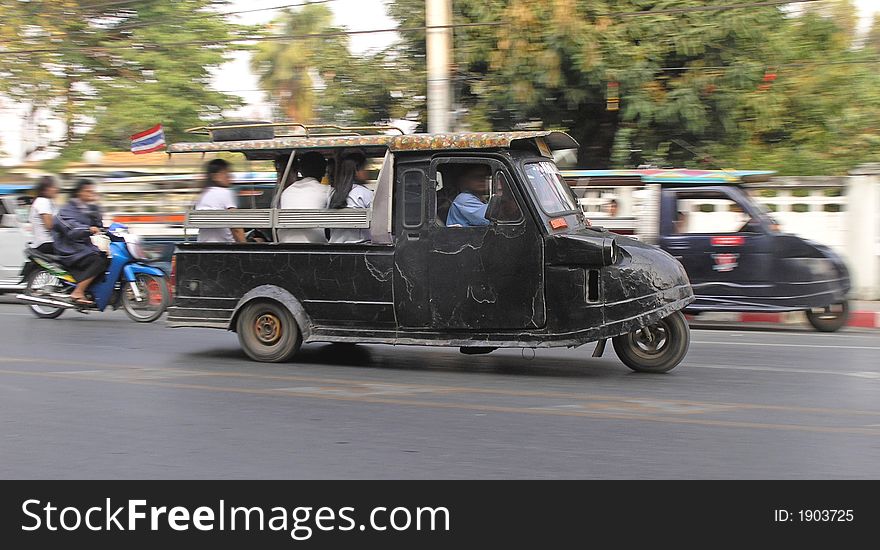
[185,122,407,139]
[167,130,580,156]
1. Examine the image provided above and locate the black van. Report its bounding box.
[563,169,851,331]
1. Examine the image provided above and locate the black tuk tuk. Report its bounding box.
[563,169,851,332]
[167,124,695,372]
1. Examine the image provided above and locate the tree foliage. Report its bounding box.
[251,3,422,127]
[0,0,243,157]
[379,0,880,174]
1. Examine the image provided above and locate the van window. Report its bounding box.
[674,193,756,234]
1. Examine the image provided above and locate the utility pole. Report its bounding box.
[426,0,452,134]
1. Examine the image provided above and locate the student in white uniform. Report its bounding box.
[278,152,330,244]
[328,153,373,243]
[28,176,60,253]
[194,159,245,243]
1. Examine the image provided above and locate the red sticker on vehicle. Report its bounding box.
[712,253,740,272]
[550,217,568,230]
[711,236,745,247]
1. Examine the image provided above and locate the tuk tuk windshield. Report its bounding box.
[524,161,580,216]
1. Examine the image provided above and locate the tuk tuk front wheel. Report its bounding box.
[236,300,301,363]
[806,301,849,332]
[612,311,690,374]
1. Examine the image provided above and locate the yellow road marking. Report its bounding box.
[0,365,878,436]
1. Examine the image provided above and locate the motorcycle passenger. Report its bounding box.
[29,175,60,254]
[194,159,246,243]
[52,179,110,306]
[327,153,373,243]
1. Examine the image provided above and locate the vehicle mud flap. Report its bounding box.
[19,261,36,284]
[592,338,608,358]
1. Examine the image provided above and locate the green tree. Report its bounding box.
[867,14,880,54]
[250,3,423,128]
[387,0,787,167]
[710,2,880,173]
[0,0,244,156]
[251,4,351,123]
[384,0,879,173]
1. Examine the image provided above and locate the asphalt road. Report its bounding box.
[1,303,879,479]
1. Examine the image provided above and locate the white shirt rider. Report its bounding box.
[195,186,238,243]
[328,184,373,243]
[29,196,57,248]
[278,177,330,244]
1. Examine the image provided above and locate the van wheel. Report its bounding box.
[612,311,690,373]
[236,300,301,363]
[806,301,848,332]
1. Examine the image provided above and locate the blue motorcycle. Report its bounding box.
[17,223,170,322]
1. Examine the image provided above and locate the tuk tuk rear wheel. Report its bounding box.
[237,300,301,363]
[806,301,849,332]
[612,311,690,374]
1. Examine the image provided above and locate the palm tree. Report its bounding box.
[250,4,351,123]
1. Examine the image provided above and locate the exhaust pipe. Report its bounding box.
[15,294,76,309]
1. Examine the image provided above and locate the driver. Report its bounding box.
[446,165,491,227]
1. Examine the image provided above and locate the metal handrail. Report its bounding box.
[185,122,405,138]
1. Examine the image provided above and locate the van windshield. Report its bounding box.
[524,161,579,215]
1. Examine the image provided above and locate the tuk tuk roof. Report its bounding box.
[168,131,579,156]
[562,169,775,184]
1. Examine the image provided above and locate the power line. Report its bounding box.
[0,1,823,56]
[609,0,821,17]
[0,22,506,56]
[0,0,339,46]
[105,0,340,32]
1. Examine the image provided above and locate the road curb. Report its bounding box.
[686,310,880,329]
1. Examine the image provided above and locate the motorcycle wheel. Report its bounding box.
[122,273,170,323]
[25,269,65,319]
[612,311,690,373]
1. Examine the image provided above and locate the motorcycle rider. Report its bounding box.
[52,179,109,306]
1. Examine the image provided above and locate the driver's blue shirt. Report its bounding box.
[446,192,490,227]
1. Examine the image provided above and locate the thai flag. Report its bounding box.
[130,124,166,154]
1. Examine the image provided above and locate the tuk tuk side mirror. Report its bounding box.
[485,195,502,224]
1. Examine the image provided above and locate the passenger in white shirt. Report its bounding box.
[194,159,245,243]
[278,152,330,244]
[28,176,60,253]
[328,153,373,243]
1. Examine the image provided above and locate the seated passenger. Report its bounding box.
[446,166,491,227]
[194,159,245,243]
[278,152,330,244]
[52,179,110,306]
[328,153,373,243]
[29,175,60,254]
